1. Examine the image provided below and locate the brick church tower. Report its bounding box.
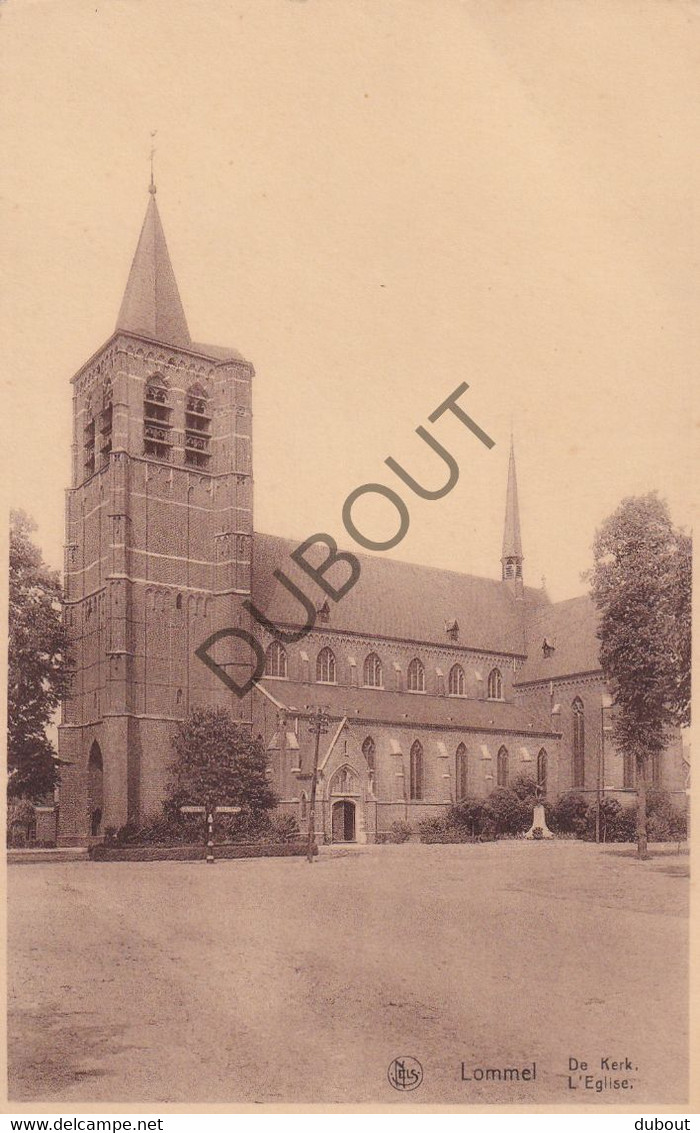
[58,183,255,843]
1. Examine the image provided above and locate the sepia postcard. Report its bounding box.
[2,0,696,1115]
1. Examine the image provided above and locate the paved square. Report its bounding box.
[8,841,688,1105]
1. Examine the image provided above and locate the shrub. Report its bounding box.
[389,819,413,843]
[417,816,475,843]
[418,816,449,843]
[448,798,495,838]
[7,798,36,848]
[486,788,529,836]
[667,807,688,843]
[584,797,622,841]
[551,793,588,834]
[268,813,301,843]
[582,795,687,843]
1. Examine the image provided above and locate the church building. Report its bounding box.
[56,188,685,844]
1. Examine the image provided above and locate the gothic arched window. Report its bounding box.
[362,735,376,776]
[537,748,548,796]
[572,697,585,787]
[407,657,425,693]
[497,745,509,788]
[265,640,288,679]
[316,646,336,684]
[456,742,468,801]
[448,664,466,697]
[410,740,424,800]
[487,668,503,700]
[363,652,383,688]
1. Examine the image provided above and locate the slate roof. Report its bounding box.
[515,594,602,685]
[190,341,249,365]
[116,193,191,348]
[258,678,555,737]
[251,533,548,656]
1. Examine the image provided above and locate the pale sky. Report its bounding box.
[2,0,696,601]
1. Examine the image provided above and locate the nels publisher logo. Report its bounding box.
[388,1056,423,1092]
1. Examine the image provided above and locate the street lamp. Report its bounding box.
[306,707,330,863]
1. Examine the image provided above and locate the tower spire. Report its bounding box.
[115,182,191,348]
[501,435,524,593]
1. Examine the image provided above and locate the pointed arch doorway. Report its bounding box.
[332,799,356,843]
[329,765,360,843]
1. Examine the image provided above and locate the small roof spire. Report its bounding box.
[501,435,524,580]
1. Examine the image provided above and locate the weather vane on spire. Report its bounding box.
[149,131,157,195]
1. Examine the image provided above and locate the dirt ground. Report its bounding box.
[7,841,689,1106]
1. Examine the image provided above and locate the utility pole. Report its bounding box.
[306,707,330,863]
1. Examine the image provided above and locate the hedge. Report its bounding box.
[88,841,316,862]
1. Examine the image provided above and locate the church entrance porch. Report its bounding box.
[332,799,356,843]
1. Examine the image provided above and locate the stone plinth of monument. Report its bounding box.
[524,802,554,839]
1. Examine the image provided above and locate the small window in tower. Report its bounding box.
[445,619,459,641]
[185,383,211,468]
[542,637,555,658]
[143,375,173,461]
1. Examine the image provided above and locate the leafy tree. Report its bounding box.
[589,494,691,858]
[8,511,70,800]
[166,707,276,816]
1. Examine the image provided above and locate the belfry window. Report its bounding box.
[185,384,211,468]
[100,381,113,467]
[143,376,173,461]
[487,667,503,700]
[407,657,425,693]
[448,664,466,697]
